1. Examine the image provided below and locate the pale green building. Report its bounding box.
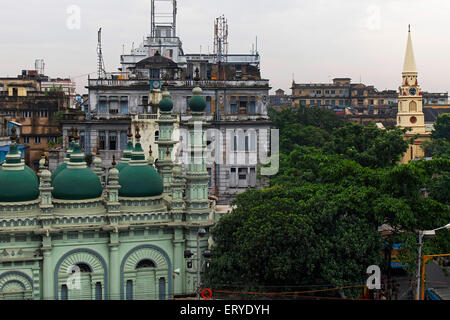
[0,88,219,300]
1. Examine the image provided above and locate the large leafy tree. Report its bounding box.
[205,106,450,298]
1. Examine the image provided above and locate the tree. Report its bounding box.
[206,106,450,298]
[431,113,450,140]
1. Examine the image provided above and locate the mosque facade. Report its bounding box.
[0,88,219,300]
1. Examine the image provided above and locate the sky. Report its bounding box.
[0,0,449,95]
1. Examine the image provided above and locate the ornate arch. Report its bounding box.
[120,245,172,299]
[54,248,108,300]
[0,271,33,300]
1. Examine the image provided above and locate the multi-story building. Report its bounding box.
[269,89,292,109]
[62,1,272,205]
[0,79,67,169]
[0,90,219,300]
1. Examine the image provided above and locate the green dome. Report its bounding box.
[118,164,163,197]
[159,96,173,112]
[189,96,206,112]
[115,162,129,172]
[24,164,39,184]
[0,169,39,202]
[51,162,67,181]
[0,141,39,202]
[52,142,103,200]
[52,167,102,200]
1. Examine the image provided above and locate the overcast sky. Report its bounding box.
[1,0,449,95]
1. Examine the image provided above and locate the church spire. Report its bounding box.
[403,25,417,74]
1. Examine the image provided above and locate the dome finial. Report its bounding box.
[10,126,17,143]
[112,155,117,167]
[135,126,141,140]
[128,126,133,138]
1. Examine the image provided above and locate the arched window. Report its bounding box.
[95,282,102,300]
[75,263,92,273]
[409,101,417,112]
[136,259,156,269]
[61,285,68,300]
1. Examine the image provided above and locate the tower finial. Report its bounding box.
[408,24,410,32]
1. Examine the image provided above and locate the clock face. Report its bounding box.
[410,116,417,124]
[409,88,417,96]
[151,81,161,89]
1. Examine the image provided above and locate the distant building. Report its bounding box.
[269,89,292,109]
[0,75,67,169]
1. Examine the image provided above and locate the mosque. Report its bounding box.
[0,88,219,300]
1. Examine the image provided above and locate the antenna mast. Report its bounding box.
[151,0,177,37]
[97,28,106,79]
[214,15,229,64]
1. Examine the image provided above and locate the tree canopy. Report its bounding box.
[205,106,450,298]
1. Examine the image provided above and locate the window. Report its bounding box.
[136,259,156,269]
[186,96,191,113]
[299,100,306,106]
[155,131,159,142]
[310,100,315,105]
[239,96,248,114]
[230,168,236,187]
[75,263,92,273]
[230,96,238,114]
[317,100,321,106]
[23,136,30,144]
[120,96,129,114]
[238,168,247,180]
[99,131,106,150]
[206,97,212,115]
[159,278,166,300]
[109,96,119,114]
[22,111,32,118]
[120,131,127,150]
[109,132,117,150]
[34,136,41,144]
[126,280,133,300]
[61,285,68,300]
[249,96,256,114]
[339,100,344,106]
[37,110,48,118]
[142,96,149,107]
[99,96,107,114]
[95,282,102,300]
[249,167,257,187]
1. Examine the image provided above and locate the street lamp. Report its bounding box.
[416,223,450,300]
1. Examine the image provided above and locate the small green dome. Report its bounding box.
[159,91,173,112]
[118,164,163,197]
[0,168,39,202]
[52,167,102,200]
[52,142,102,200]
[189,87,206,112]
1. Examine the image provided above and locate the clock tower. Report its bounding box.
[397,26,426,134]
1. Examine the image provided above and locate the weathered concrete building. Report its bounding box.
[62,1,272,204]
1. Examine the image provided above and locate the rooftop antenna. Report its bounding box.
[151,0,177,37]
[214,15,229,64]
[97,28,106,79]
